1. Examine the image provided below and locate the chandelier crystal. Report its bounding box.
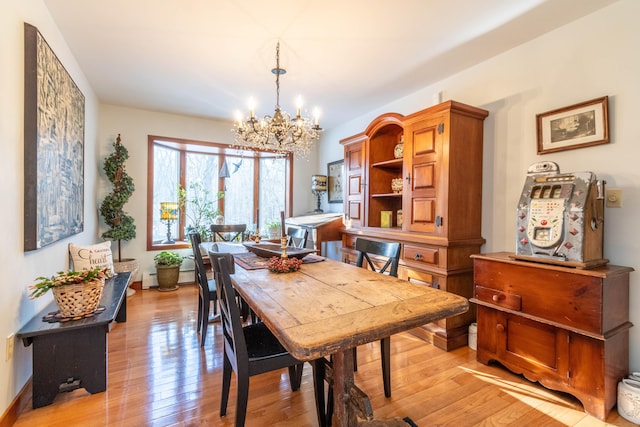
[233,42,322,158]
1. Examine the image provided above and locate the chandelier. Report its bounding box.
[233,42,322,158]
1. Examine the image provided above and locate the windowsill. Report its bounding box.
[148,241,190,251]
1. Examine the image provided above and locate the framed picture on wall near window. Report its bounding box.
[327,159,344,204]
[536,96,609,155]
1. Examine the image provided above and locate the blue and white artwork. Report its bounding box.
[24,24,85,251]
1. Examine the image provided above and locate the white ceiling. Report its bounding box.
[43,0,618,129]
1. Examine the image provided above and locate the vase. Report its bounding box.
[391,178,403,194]
[394,135,404,159]
[51,278,105,317]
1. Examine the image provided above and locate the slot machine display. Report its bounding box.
[514,161,607,268]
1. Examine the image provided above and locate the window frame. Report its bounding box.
[146,135,293,251]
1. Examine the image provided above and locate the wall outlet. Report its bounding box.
[606,188,622,208]
[6,333,14,361]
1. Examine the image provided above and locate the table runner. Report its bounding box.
[233,252,325,270]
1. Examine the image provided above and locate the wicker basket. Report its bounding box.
[51,278,105,317]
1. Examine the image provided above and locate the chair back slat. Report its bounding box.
[189,232,209,299]
[286,227,309,248]
[211,254,247,365]
[355,238,401,277]
[210,224,247,242]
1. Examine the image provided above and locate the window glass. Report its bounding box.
[223,157,254,228]
[259,157,286,230]
[152,145,179,243]
[148,136,291,250]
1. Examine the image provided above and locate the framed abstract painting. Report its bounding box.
[24,23,85,251]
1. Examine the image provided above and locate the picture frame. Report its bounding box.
[536,96,609,155]
[327,159,344,203]
[24,23,85,251]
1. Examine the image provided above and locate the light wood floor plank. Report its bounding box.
[13,285,636,426]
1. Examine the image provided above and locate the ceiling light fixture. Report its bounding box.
[232,42,322,158]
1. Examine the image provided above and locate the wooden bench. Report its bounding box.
[17,272,130,408]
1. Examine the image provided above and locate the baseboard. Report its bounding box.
[141,271,195,289]
[0,379,31,427]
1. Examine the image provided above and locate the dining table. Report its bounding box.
[229,256,469,427]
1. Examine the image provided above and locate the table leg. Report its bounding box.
[332,349,358,427]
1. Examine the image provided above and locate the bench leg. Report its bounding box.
[31,327,107,408]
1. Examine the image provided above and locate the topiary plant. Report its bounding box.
[100,134,136,262]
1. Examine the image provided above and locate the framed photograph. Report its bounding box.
[536,96,609,155]
[24,23,85,251]
[327,159,344,203]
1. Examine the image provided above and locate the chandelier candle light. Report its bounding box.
[311,174,327,213]
[233,42,322,158]
[159,202,179,244]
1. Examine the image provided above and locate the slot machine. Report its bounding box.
[514,161,607,268]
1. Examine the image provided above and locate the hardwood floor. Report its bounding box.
[13,284,636,427]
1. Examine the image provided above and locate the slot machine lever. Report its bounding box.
[591,180,606,230]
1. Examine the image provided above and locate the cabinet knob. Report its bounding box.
[414,253,423,261]
[492,294,504,303]
[496,324,505,333]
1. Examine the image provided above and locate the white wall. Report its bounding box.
[1,0,101,414]
[323,0,640,370]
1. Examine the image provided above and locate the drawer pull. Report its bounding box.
[496,323,505,333]
[414,253,423,261]
[492,294,504,303]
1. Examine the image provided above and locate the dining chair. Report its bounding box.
[211,224,247,242]
[189,232,218,347]
[353,237,401,398]
[211,255,326,427]
[286,226,309,248]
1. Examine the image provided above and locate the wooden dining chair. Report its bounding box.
[212,255,326,427]
[210,224,247,242]
[286,227,309,248]
[353,238,401,398]
[189,232,218,347]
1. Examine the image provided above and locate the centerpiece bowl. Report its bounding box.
[242,242,314,259]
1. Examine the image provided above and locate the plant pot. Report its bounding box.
[113,258,139,297]
[156,264,180,292]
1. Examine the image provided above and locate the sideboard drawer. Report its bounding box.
[475,285,522,311]
[403,244,439,266]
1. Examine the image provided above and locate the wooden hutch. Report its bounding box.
[340,100,488,350]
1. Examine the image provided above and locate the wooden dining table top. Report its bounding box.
[231,258,469,361]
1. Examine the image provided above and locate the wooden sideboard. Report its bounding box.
[470,252,633,420]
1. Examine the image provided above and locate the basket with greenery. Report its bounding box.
[29,267,111,317]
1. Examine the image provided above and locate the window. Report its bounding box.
[147,135,292,250]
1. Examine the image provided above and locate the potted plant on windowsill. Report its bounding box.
[178,182,224,242]
[265,220,281,240]
[100,134,138,296]
[154,251,184,292]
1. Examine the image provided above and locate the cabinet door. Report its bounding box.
[403,114,445,234]
[345,141,366,227]
[496,311,569,378]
